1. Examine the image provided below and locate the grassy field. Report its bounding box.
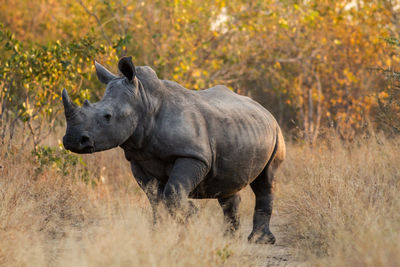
[1,129,399,266]
[280,134,400,266]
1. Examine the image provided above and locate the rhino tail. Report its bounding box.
[267,126,286,174]
[275,126,286,166]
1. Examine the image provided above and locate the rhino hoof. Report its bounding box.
[223,227,240,238]
[248,231,276,244]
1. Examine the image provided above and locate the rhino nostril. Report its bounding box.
[80,135,91,146]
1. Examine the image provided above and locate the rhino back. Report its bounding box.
[153,83,278,197]
[196,86,277,196]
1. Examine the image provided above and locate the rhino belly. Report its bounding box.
[189,139,273,199]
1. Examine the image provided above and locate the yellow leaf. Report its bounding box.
[379,91,389,99]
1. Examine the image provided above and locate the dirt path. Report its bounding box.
[238,214,303,267]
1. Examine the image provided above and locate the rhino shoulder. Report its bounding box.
[136,66,159,81]
[198,85,234,96]
[162,80,187,91]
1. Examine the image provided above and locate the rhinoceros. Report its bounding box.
[62,56,285,244]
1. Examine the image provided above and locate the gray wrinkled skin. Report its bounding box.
[62,57,286,244]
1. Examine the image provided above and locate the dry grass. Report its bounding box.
[0,129,270,267]
[279,133,400,266]
[1,128,399,266]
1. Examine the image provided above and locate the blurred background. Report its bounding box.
[1,2,400,266]
[1,0,400,148]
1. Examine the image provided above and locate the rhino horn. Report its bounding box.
[62,88,76,117]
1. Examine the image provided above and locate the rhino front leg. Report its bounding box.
[218,194,241,235]
[162,158,209,219]
[130,161,164,224]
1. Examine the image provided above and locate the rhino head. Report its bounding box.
[62,57,141,154]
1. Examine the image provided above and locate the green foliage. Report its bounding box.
[376,38,400,134]
[33,145,77,176]
[216,244,233,263]
[32,145,91,185]
[0,24,108,124]
[384,37,400,47]
[0,23,118,147]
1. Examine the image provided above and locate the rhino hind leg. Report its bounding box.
[248,130,285,244]
[218,193,241,235]
[248,165,276,244]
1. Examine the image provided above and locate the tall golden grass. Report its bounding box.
[279,133,400,266]
[1,128,399,266]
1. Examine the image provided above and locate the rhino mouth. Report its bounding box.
[63,133,95,154]
[64,144,95,154]
[77,146,95,154]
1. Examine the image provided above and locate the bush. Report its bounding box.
[375,37,400,134]
[0,24,116,148]
[32,145,94,186]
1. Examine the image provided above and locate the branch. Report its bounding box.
[78,0,113,47]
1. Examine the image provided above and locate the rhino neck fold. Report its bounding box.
[120,78,162,151]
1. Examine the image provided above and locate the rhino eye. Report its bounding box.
[103,114,112,122]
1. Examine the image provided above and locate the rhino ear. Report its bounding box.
[94,60,116,84]
[118,56,136,83]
